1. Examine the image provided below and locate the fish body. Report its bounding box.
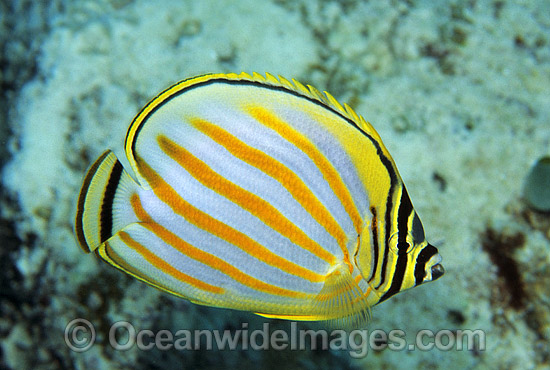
[75,72,444,326]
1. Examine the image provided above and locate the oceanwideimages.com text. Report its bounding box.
[65,319,485,358]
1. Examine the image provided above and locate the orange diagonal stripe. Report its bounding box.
[130,193,311,298]
[249,106,362,233]
[189,118,338,265]
[158,134,327,282]
[117,230,224,294]
[248,106,363,241]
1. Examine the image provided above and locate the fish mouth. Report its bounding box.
[431,263,445,281]
[426,251,444,281]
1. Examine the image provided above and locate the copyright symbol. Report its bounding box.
[64,318,96,352]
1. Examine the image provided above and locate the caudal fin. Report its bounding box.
[74,150,139,253]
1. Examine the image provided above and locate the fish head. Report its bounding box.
[388,210,445,292]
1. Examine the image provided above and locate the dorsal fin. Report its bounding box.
[235,72,367,130]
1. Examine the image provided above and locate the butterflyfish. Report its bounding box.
[75,72,444,326]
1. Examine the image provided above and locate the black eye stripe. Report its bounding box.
[378,250,408,303]
[397,187,414,249]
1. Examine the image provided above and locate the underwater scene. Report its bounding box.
[1,0,549,369]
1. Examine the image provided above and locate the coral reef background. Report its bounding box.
[1,0,549,369]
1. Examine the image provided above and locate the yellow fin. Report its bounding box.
[253,264,373,327]
[254,312,326,321]
[315,263,372,329]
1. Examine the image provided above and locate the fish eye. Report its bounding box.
[398,241,411,252]
[389,233,414,254]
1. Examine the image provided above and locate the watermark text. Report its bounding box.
[64,319,485,358]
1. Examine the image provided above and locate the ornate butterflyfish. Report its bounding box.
[75,72,444,326]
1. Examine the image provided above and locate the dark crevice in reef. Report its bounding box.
[0,214,27,313]
[481,227,526,310]
[0,192,28,370]
[0,187,77,370]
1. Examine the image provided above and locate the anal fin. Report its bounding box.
[314,263,372,329]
